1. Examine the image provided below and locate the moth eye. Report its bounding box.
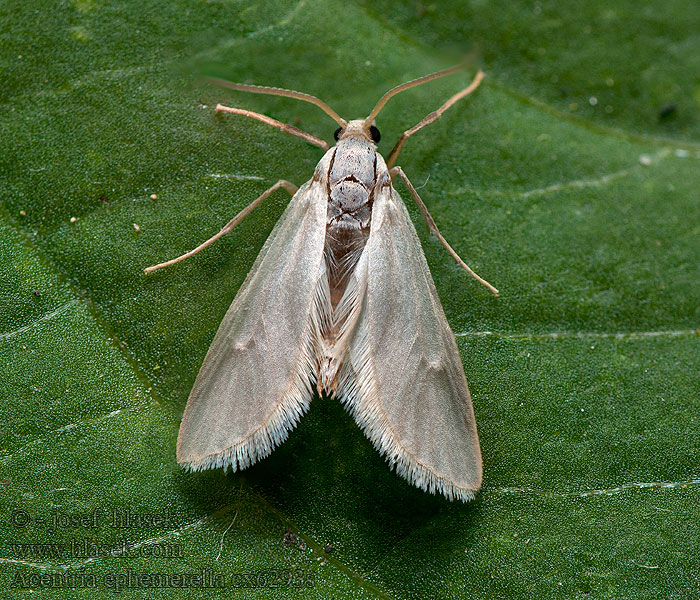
[369,125,381,143]
[333,127,342,142]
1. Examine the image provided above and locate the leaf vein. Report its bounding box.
[1,409,129,466]
[486,478,700,498]
[0,299,80,341]
[455,328,699,341]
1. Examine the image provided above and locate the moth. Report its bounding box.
[145,64,498,501]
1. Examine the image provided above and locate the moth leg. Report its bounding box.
[385,70,484,170]
[215,104,330,151]
[390,166,499,296]
[144,180,298,275]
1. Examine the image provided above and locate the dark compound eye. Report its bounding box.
[369,125,381,143]
[333,127,342,141]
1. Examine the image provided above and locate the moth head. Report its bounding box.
[333,120,381,144]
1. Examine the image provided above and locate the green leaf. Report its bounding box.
[1,0,699,598]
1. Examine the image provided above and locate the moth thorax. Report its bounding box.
[326,139,377,233]
[329,139,377,188]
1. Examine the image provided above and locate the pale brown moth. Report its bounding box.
[145,64,498,501]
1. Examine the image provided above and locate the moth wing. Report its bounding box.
[338,186,482,501]
[176,180,327,472]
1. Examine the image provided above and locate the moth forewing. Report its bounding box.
[175,179,328,472]
[337,178,482,501]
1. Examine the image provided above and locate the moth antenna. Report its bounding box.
[204,78,347,127]
[364,63,469,126]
